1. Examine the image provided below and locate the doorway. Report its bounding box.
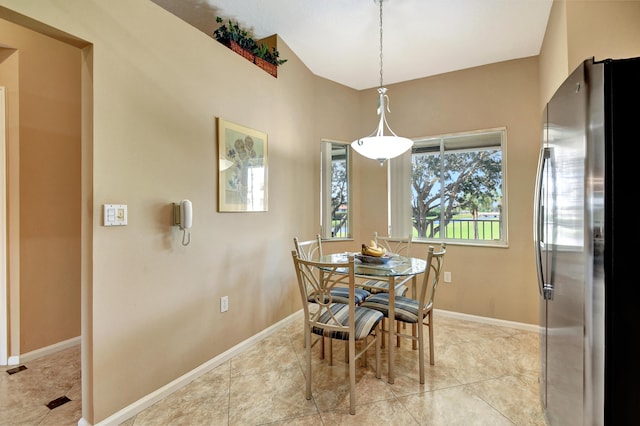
[0,20,84,362]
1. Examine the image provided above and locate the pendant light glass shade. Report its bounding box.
[351,0,413,165]
[352,87,413,165]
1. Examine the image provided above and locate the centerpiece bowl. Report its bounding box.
[355,253,392,264]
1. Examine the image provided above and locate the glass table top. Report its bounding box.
[319,253,426,277]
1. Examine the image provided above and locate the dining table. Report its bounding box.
[318,252,427,384]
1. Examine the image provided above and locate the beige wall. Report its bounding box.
[0,0,639,423]
[344,57,542,325]
[0,18,82,354]
[539,0,640,106]
[0,1,358,422]
[566,1,640,76]
[539,1,569,110]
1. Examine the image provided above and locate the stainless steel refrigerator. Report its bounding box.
[534,57,640,425]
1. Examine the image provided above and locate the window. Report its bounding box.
[321,141,351,239]
[390,128,507,246]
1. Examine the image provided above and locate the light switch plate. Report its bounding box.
[103,204,127,226]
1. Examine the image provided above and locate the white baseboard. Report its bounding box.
[435,308,539,333]
[94,311,300,426]
[7,336,81,366]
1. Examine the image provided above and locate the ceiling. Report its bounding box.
[152,0,553,91]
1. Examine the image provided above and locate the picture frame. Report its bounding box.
[217,117,268,212]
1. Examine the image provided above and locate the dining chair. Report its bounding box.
[291,250,383,415]
[293,235,371,362]
[360,243,446,384]
[294,235,371,305]
[293,235,326,355]
[358,232,413,297]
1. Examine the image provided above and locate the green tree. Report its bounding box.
[331,160,348,237]
[411,150,501,239]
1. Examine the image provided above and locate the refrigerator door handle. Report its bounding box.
[534,146,551,299]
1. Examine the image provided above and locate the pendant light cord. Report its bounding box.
[350,0,414,164]
[379,0,384,88]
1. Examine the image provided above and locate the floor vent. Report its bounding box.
[6,365,27,375]
[46,396,71,410]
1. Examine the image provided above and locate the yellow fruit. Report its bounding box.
[363,244,385,257]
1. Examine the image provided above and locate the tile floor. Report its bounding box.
[1,343,81,425]
[1,311,547,425]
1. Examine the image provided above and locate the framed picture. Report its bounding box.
[217,117,268,212]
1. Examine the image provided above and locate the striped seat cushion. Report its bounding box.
[328,287,371,305]
[360,279,408,296]
[361,293,429,324]
[311,303,383,341]
[308,287,371,305]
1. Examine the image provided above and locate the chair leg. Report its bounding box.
[427,311,434,365]
[418,318,425,384]
[328,337,333,366]
[396,320,401,347]
[375,326,381,379]
[305,329,312,399]
[348,336,357,415]
[412,323,418,350]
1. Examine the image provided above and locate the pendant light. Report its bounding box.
[351,0,413,166]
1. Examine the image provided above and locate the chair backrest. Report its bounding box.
[293,234,323,260]
[291,250,357,335]
[417,243,447,312]
[373,231,412,257]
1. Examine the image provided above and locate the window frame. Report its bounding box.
[320,140,352,240]
[389,127,508,247]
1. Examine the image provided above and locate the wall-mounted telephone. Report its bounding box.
[179,200,192,230]
[173,200,192,246]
